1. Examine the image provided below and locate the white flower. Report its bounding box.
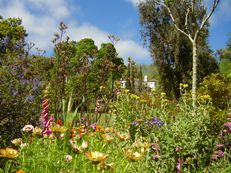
[20,143,28,149]
[65,155,72,162]
[22,125,34,132]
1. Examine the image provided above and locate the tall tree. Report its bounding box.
[139,0,219,108]
[218,35,231,78]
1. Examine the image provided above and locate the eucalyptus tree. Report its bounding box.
[139,0,220,110]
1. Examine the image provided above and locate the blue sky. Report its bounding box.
[0,0,230,64]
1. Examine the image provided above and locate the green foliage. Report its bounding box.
[0,17,43,146]
[198,73,231,110]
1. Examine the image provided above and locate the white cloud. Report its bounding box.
[115,40,151,64]
[0,0,151,64]
[125,0,146,7]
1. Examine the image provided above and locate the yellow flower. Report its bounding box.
[160,92,166,97]
[85,151,108,163]
[124,89,130,93]
[130,94,140,100]
[140,99,147,103]
[33,126,43,136]
[50,124,67,133]
[98,162,114,170]
[102,134,114,142]
[0,148,19,159]
[116,132,130,141]
[11,138,22,146]
[104,127,114,133]
[124,149,143,161]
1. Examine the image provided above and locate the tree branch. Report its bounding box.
[153,0,193,42]
[199,0,220,31]
[193,0,220,40]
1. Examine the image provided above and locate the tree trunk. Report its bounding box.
[192,40,197,114]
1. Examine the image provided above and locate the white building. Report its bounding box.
[120,75,157,90]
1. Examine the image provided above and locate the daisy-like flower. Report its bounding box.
[81,140,89,150]
[20,143,28,149]
[102,134,114,142]
[65,155,72,162]
[98,162,114,170]
[22,125,34,132]
[85,151,108,163]
[71,144,82,153]
[0,147,19,159]
[32,126,43,136]
[124,149,143,161]
[71,140,88,153]
[60,133,65,140]
[104,127,114,133]
[116,132,130,141]
[11,138,23,146]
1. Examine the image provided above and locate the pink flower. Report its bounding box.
[176,158,183,173]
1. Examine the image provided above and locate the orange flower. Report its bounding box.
[96,125,104,132]
[70,134,75,138]
[70,129,75,133]
[57,119,63,125]
[16,169,25,173]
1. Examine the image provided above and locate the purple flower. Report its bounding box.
[224,122,231,130]
[151,155,161,161]
[212,150,224,160]
[1,36,10,46]
[41,99,54,136]
[90,123,96,130]
[131,121,139,125]
[25,95,34,103]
